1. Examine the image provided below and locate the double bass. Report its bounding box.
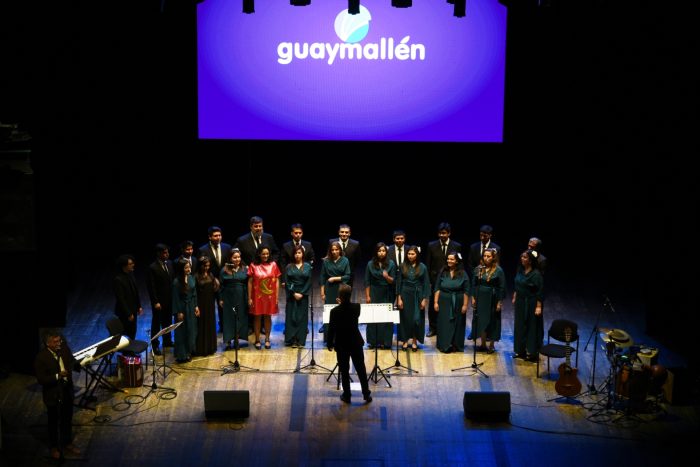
[555,326,582,397]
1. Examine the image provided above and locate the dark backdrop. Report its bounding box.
[1,1,696,373]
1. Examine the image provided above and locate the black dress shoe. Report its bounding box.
[426,330,437,337]
[153,347,162,356]
[515,352,527,360]
[363,391,372,403]
[340,393,351,404]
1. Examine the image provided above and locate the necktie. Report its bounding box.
[162,261,168,274]
[397,248,403,265]
[53,351,66,381]
[257,236,262,249]
[442,243,447,256]
[214,245,220,264]
[342,241,347,252]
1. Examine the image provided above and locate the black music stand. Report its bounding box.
[151,321,183,381]
[222,306,259,375]
[367,322,391,388]
[383,314,418,375]
[77,336,127,410]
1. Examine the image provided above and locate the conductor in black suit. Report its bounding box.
[146,243,174,354]
[199,226,233,331]
[34,329,81,460]
[234,216,280,267]
[326,284,372,404]
[113,254,143,340]
[425,222,462,337]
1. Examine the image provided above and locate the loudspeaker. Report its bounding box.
[463,391,511,421]
[203,390,250,419]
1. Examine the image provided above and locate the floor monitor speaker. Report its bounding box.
[463,391,510,421]
[204,390,250,419]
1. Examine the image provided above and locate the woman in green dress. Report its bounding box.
[434,252,469,353]
[396,246,431,352]
[364,242,396,349]
[512,250,544,362]
[284,245,312,347]
[219,249,248,350]
[470,248,506,354]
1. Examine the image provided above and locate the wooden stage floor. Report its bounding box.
[1,274,697,466]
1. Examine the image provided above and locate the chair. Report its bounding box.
[106,317,149,369]
[537,319,579,378]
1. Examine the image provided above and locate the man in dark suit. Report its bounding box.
[146,243,174,354]
[175,240,198,273]
[280,223,315,282]
[34,329,81,460]
[198,225,233,275]
[425,222,462,337]
[467,225,501,273]
[386,229,406,301]
[199,226,233,332]
[326,284,372,404]
[113,254,143,340]
[328,224,361,286]
[234,216,280,266]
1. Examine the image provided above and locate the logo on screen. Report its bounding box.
[277,5,425,65]
[334,6,372,43]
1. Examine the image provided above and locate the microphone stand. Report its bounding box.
[581,297,611,395]
[297,262,333,375]
[453,267,488,378]
[222,306,259,375]
[383,310,418,375]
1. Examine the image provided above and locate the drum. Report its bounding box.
[616,363,650,410]
[118,354,144,388]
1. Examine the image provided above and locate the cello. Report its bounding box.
[555,326,582,397]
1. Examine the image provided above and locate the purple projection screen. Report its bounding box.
[197,1,506,142]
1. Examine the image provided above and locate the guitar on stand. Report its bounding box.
[554,327,582,398]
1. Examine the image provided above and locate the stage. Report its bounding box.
[0,274,696,467]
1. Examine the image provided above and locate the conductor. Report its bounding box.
[326,284,372,404]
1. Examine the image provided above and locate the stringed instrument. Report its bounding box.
[554,326,582,397]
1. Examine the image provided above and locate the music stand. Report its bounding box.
[151,321,183,381]
[367,324,391,387]
[77,335,127,410]
[222,306,259,375]
[452,300,488,378]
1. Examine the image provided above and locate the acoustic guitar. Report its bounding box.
[554,327,582,397]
